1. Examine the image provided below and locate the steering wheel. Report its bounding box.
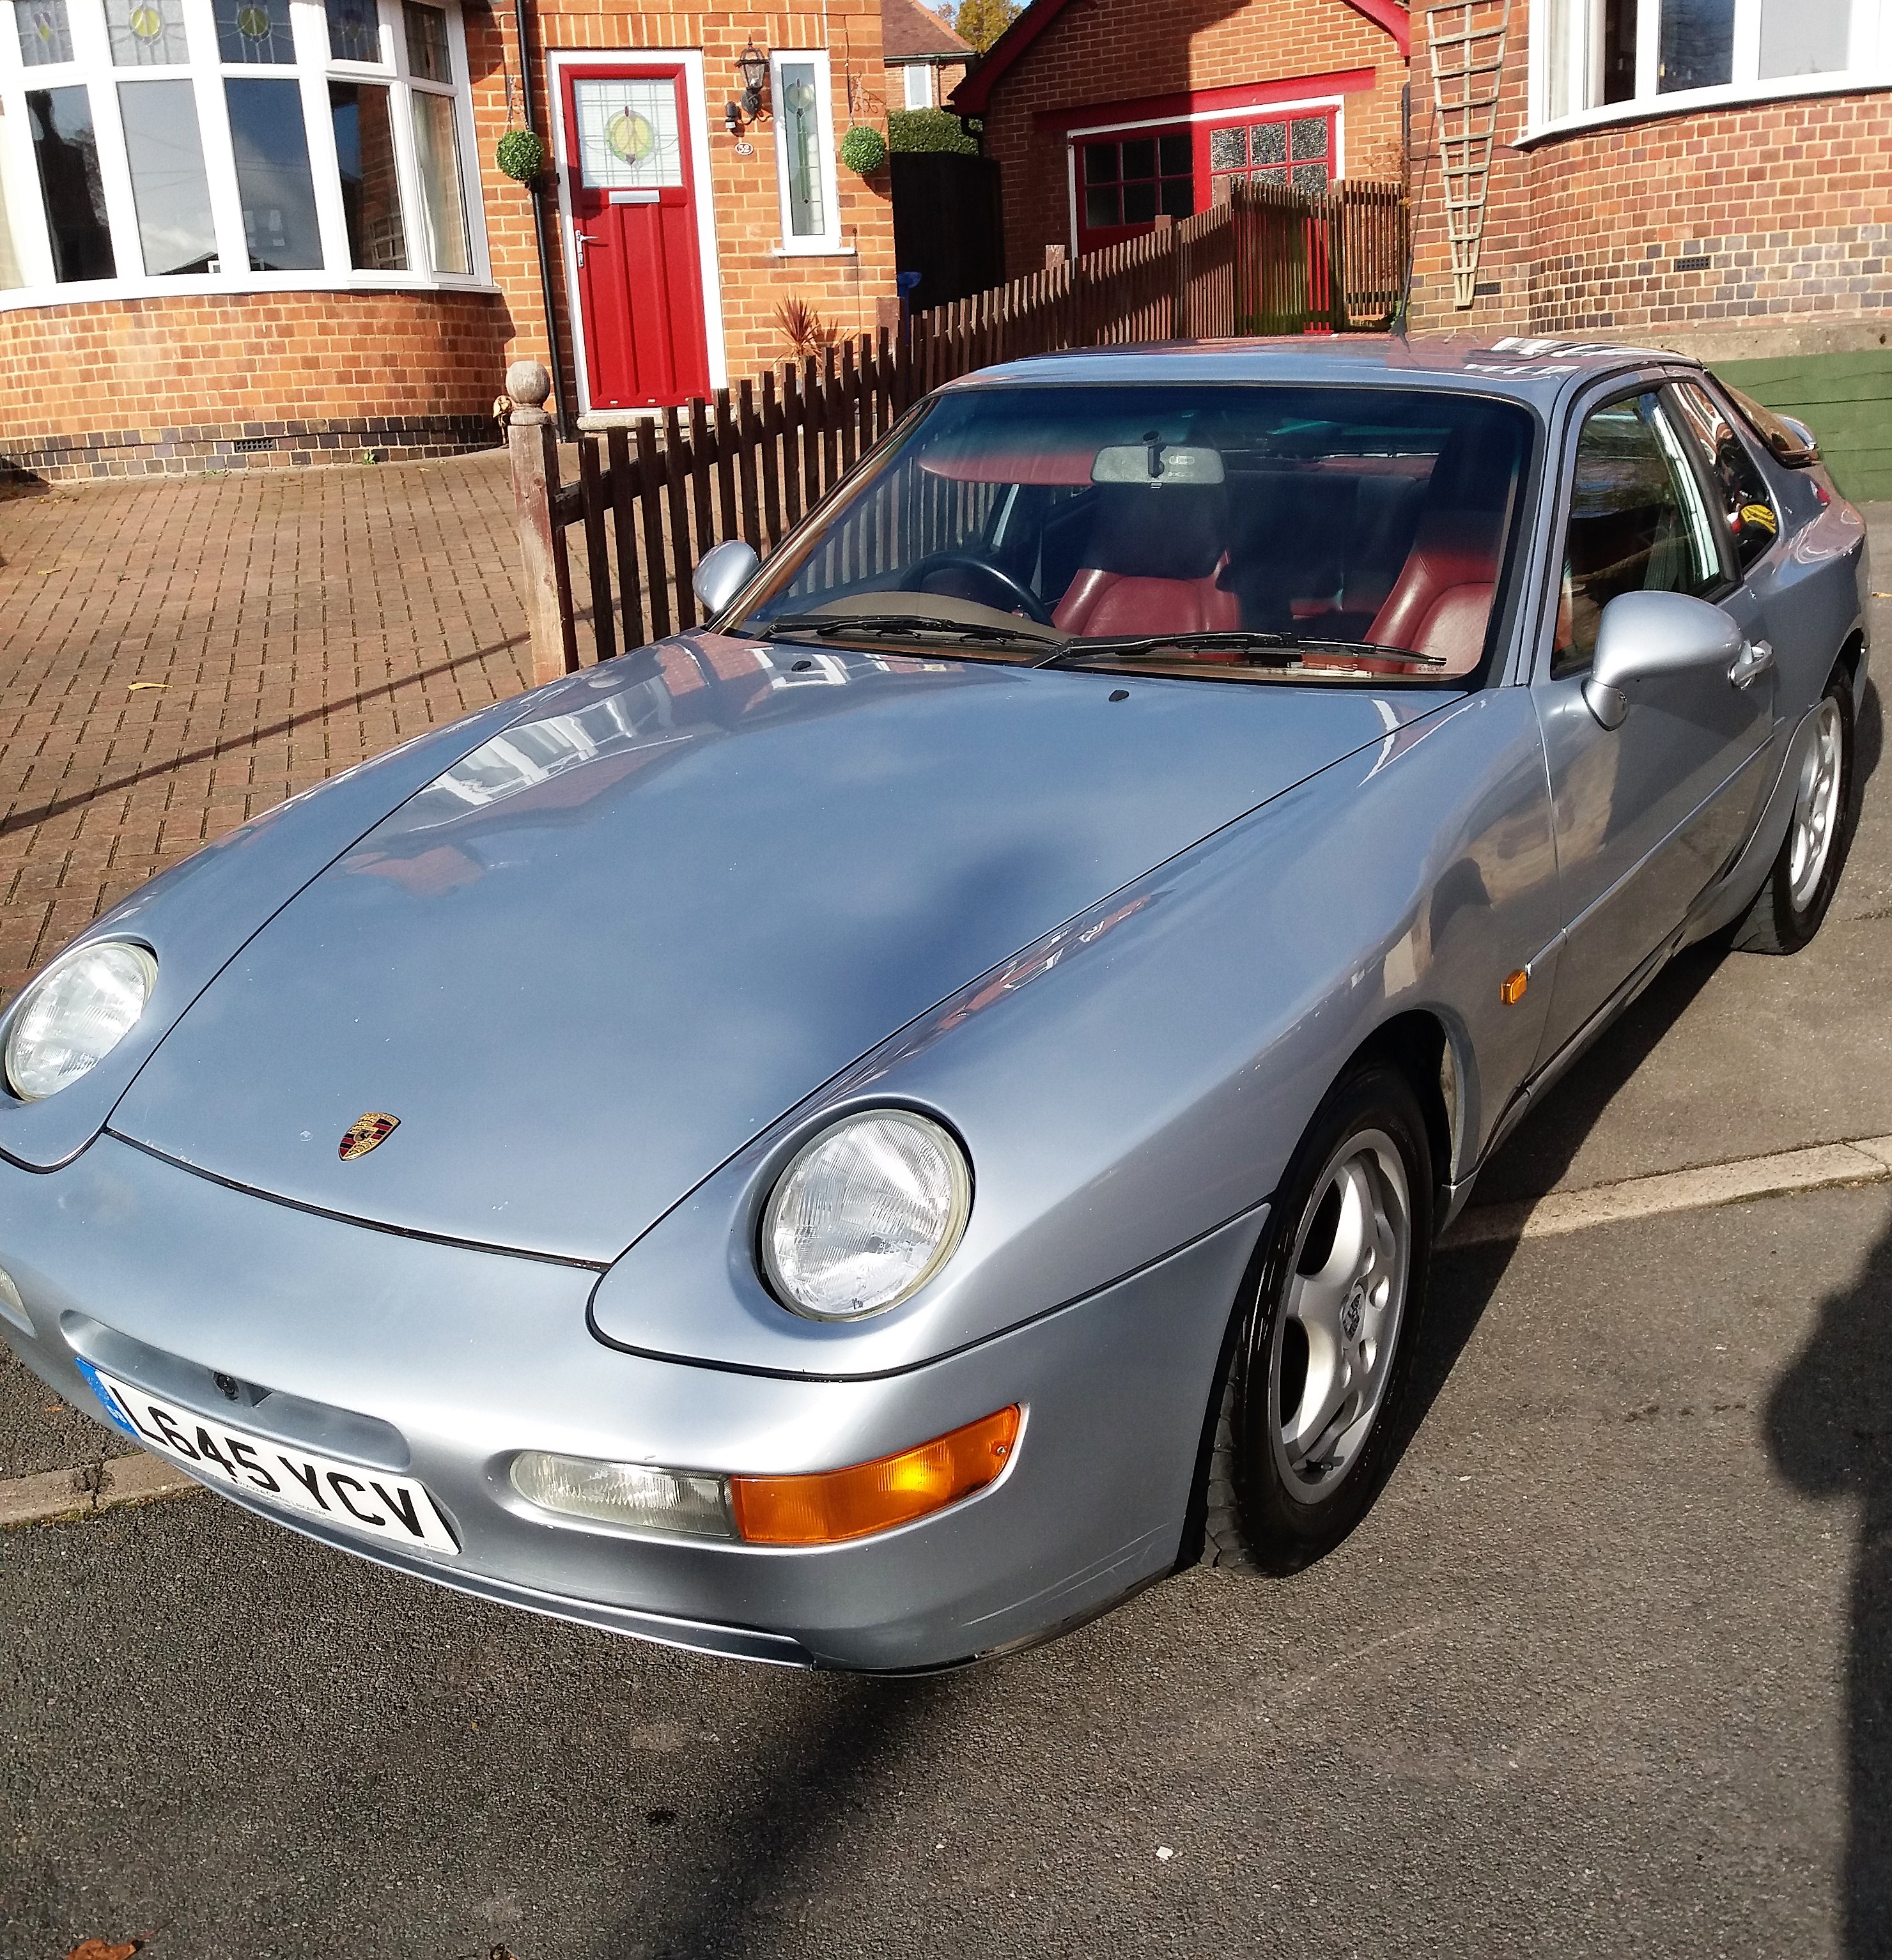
[902,552,1057,628]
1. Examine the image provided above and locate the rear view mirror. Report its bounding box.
[693,539,762,621]
[1582,590,1743,730]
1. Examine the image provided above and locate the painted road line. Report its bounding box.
[0,1451,197,1529]
[1444,1134,1892,1248]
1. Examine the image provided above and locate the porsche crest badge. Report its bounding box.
[339,1112,399,1160]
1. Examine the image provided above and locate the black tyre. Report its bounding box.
[1200,1063,1433,1575]
[1733,665,1856,955]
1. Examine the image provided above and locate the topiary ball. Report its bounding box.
[837,125,888,175]
[496,127,546,184]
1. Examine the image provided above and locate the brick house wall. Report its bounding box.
[0,1,896,481]
[960,0,1408,280]
[1406,1,1892,347]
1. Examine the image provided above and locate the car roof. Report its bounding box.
[952,334,1699,407]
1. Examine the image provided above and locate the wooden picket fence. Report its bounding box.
[506,178,1407,682]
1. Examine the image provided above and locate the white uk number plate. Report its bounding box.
[78,1359,458,1557]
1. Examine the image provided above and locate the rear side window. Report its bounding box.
[1667,380,1780,575]
[1552,392,1723,679]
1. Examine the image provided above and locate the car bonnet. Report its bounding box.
[107,637,1438,1262]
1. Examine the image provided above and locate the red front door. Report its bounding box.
[561,64,711,410]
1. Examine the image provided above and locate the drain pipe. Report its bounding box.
[515,0,572,441]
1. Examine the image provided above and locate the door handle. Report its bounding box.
[1728,638,1774,688]
[574,231,603,266]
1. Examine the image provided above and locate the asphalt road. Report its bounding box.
[3,514,1891,1959]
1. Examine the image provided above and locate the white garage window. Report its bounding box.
[901,60,930,109]
[0,0,486,300]
[1530,0,1892,137]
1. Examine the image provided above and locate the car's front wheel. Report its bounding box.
[1200,1064,1433,1575]
[1734,665,1857,955]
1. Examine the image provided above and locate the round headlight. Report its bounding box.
[761,1110,972,1320]
[4,941,157,1102]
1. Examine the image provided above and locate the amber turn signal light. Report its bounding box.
[1500,968,1529,1006]
[729,1405,1021,1546]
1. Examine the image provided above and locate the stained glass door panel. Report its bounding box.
[561,66,708,410]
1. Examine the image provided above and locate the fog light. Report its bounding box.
[510,1452,734,1538]
[730,1406,1021,1546]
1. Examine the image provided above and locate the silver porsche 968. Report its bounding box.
[0,337,1866,1670]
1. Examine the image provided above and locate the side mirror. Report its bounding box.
[692,539,761,621]
[1581,590,1742,730]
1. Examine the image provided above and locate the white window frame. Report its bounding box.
[768,46,843,256]
[1524,0,1892,144]
[900,60,931,110]
[0,0,492,309]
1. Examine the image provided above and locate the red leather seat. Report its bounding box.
[1365,510,1501,674]
[1053,486,1241,637]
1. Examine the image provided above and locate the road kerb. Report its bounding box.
[0,1453,197,1529]
[1443,1134,1892,1248]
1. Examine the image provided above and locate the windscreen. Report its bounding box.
[733,384,1536,683]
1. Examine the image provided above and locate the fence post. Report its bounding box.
[504,359,576,686]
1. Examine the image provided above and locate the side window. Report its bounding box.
[1552,392,1723,679]
[1667,380,1781,575]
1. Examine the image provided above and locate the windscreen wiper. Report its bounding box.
[756,612,1061,650]
[1036,630,1448,669]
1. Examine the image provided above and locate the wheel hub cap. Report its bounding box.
[1787,698,1843,912]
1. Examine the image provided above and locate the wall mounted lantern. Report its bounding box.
[737,40,769,119]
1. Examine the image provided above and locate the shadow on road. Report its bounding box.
[1768,1213,1892,1955]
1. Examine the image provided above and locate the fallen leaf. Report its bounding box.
[127,682,167,693]
[65,1941,141,1960]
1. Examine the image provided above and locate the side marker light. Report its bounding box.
[730,1405,1021,1546]
[1500,969,1529,1006]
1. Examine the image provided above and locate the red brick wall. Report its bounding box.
[1406,0,1892,341]
[0,290,509,481]
[973,0,1409,279]
[0,3,898,478]
[468,1,899,416]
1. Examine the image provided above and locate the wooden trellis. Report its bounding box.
[1429,0,1512,309]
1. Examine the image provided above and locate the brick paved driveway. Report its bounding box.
[0,451,531,996]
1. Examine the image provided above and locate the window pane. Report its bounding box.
[27,86,115,280]
[215,0,294,63]
[1083,185,1118,229]
[779,61,825,238]
[325,0,380,61]
[1668,381,1780,571]
[1159,177,1193,220]
[1120,137,1155,181]
[1252,166,1287,187]
[1658,0,1733,93]
[1083,141,1119,184]
[330,79,406,268]
[1207,126,1245,171]
[120,79,217,272]
[1122,180,1157,223]
[15,0,74,65]
[1556,394,1719,675]
[402,0,449,81]
[902,63,930,110]
[1252,121,1287,166]
[1603,0,1638,101]
[106,0,187,64]
[410,87,468,271]
[0,141,27,287]
[1290,116,1326,160]
[1760,0,1848,77]
[571,77,683,189]
[1158,133,1190,176]
[1291,160,1328,195]
[225,77,322,268]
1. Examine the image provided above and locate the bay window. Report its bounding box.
[1533,0,1892,134]
[0,0,484,299]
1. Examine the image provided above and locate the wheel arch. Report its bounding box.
[1346,1007,1464,1203]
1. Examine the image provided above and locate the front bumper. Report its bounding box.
[0,1137,1262,1671]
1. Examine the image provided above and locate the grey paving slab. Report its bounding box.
[3,1182,1887,1958]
